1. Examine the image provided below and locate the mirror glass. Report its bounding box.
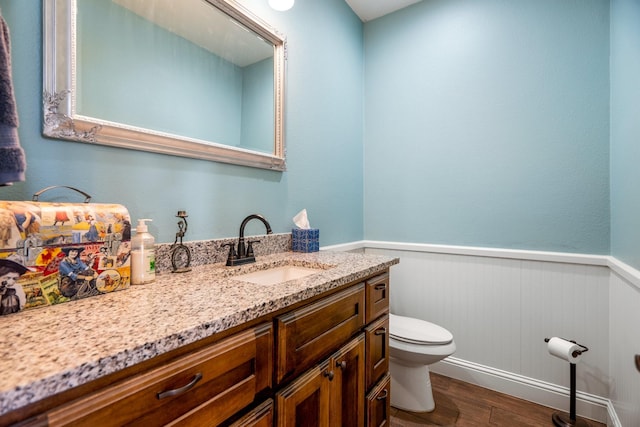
[43,0,286,170]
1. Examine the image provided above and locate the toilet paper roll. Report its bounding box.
[547,337,583,364]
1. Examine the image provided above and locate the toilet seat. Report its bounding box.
[390,313,453,345]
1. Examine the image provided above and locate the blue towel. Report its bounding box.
[0,14,25,186]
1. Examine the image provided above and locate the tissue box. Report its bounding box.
[292,228,319,253]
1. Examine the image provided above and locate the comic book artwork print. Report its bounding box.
[0,201,131,316]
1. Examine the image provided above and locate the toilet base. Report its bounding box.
[390,357,436,413]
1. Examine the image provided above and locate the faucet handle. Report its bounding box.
[222,243,237,265]
[246,240,261,257]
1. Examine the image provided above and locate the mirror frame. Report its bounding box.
[43,0,286,171]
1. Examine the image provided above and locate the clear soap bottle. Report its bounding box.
[131,219,156,285]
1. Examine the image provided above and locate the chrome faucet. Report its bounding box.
[225,214,273,266]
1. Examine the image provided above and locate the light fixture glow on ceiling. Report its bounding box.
[268,0,294,12]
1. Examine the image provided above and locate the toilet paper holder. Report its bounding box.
[543,337,591,427]
[544,337,589,359]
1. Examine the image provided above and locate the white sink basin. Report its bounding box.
[233,265,323,285]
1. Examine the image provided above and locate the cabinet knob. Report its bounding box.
[336,360,347,370]
[324,370,335,381]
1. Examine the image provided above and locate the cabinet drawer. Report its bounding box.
[365,314,389,391]
[366,373,391,427]
[365,273,389,323]
[46,323,272,427]
[275,284,365,384]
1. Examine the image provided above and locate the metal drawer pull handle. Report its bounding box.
[157,372,203,400]
[374,327,387,336]
[374,283,386,291]
[376,389,388,400]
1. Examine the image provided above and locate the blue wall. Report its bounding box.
[611,0,640,270]
[0,0,365,245]
[2,0,634,264]
[363,0,610,254]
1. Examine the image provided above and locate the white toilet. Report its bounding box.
[389,313,456,412]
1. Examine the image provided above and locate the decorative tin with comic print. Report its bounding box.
[0,187,131,316]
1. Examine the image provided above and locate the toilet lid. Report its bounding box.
[390,313,453,345]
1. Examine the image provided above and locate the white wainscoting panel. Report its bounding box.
[519,260,610,398]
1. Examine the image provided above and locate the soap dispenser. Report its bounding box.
[131,219,156,285]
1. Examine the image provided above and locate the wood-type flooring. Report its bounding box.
[390,373,607,427]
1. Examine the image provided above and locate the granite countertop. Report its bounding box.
[0,250,398,416]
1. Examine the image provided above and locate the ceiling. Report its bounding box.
[345,0,423,22]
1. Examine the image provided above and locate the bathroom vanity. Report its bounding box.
[0,251,397,426]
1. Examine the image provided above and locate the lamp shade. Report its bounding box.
[268,0,294,11]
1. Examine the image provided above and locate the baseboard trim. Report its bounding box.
[432,356,619,426]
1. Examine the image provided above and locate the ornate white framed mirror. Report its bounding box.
[43,0,286,171]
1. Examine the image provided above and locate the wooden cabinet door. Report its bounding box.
[277,336,365,427]
[366,374,391,427]
[329,335,365,427]
[365,314,389,391]
[276,363,331,427]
